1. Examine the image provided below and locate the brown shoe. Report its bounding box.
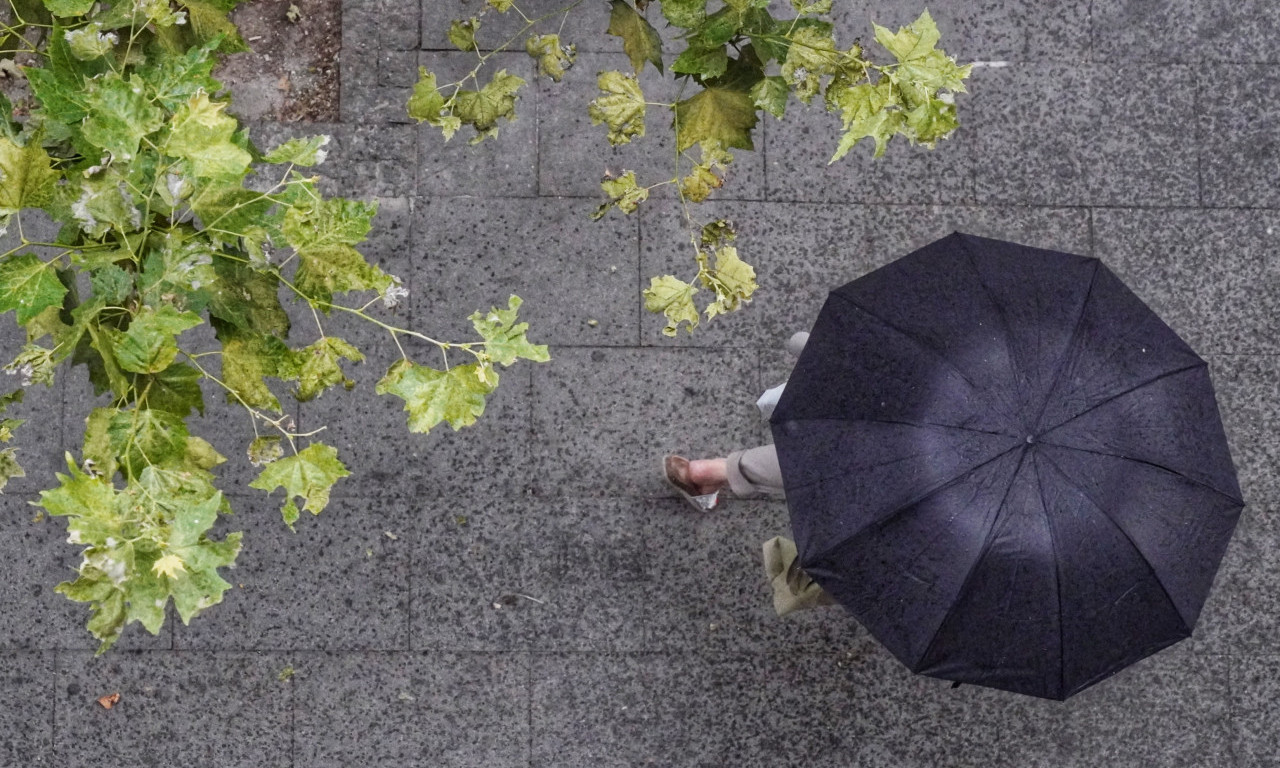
[663,455,720,511]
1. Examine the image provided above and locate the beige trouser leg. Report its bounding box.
[725,444,784,498]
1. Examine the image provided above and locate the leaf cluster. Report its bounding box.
[420,0,971,334]
[2,0,549,650]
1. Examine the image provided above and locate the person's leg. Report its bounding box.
[725,444,783,497]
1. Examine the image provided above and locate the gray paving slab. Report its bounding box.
[969,63,1199,206]
[1000,645,1232,768]
[1092,0,1280,63]
[763,96,976,205]
[293,651,530,767]
[1092,208,1280,356]
[1231,654,1280,768]
[54,650,292,766]
[638,200,1091,346]
[416,51,540,196]
[172,494,412,650]
[246,122,418,199]
[837,0,1091,64]
[1199,64,1280,208]
[529,346,761,497]
[411,195,639,346]
[420,0,669,55]
[0,651,53,766]
[537,51,768,201]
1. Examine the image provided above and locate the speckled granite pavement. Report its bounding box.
[4,0,1280,765]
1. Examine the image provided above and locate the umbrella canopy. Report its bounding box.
[770,232,1244,700]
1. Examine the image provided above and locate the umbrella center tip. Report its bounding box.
[1025,434,1035,445]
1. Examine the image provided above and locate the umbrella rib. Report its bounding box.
[953,233,1024,388]
[1035,448,1196,633]
[1028,259,1101,433]
[776,415,1014,439]
[1035,361,1209,437]
[1030,451,1068,699]
[1035,441,1244,506]
[912,446,1032,672]
[825,291,983,393]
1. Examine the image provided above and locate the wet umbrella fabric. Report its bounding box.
[769,233,1244,700]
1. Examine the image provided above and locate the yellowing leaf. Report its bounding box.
[750,75,788,120]
[607,0,663,74]
[249,442,350,529]
[781,25,838,103]
[166,91,253,178]
[679,141,733,203]
[588,71,646,146]
[407,68,463,140]
[0,253,67,324]
[376,359,497,434]
[673,86,757,152]
[643,275,699,336]
[448,17,479,51]
[873,10,942,63]
[453,69,526,140]
[0,134,59,215]
[42,0,94,16]
[469,295,550,367]
[526,34,576,82]
[294,336,364,401]
[701,245,757,319]
[262,135,330,166]
[111,305,202,374]
[592,170,649,220]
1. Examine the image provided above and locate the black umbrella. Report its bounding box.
[770,233,1244,700]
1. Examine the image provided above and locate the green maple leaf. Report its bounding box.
[661,0,706,28]
[283,197,391,305]
[294,336,363,401]
[0,253,68,324]
[138,361,205,417]
[262,135,330,166]
[82,407,118,479]
[64,23,117,60]
[589,71,647,146]
[874,10,941,63]
[135,38,223,112]
[377,358,497,434]
[897,50,972,93]
[111,305,202,374]
[592,170,649,220]
[69,171,144,237]
[673,86,757,152]
[250,442,351,529]
[189,183,274,240]
[672,43,729,80]
[176,0,248,52]
[469,295,549,367]
[828,80,901,160]
[0,134,60,215]
[526,34,576,82]
[80,73,165,161]
[89,264,133,305]
[138,237,219,312]
[750,75,788,119]
[607,0,663,74]
[904,96,960,145]
[282,195,375,251]
[791,0,832,13]
[0,448,23,492]
[217,330,293,411]
[453,69,526,140]
[41,0,93,15]
[486,0,513,11]
[38,454,119,538]
[166,91,253,179]
[643,275,700,336]
[207,256,290,336]
[448,17,479,51]
[107,406,190,477]
[407,68,463,141]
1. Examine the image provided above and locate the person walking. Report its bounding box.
[663,332,836,616]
